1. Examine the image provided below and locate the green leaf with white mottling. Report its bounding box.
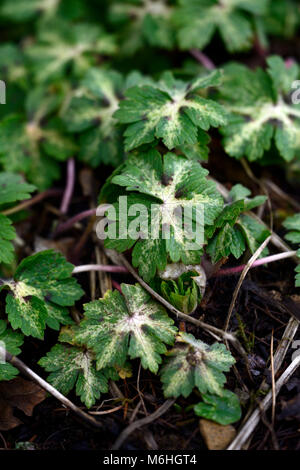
[75,283,177,374]
[108,0,175,55]
[62,69,127,167]
[26,19,116,83]
[160,332,235,398]
[0,0,85,22]
[1,0,60,22]
[263,0,300,39]
[0,320,23,381]
[115,70,227,151]
[104,150,223,281]
[0,85,76,189]
[1,250,83,339]
[179,129,210,161]
[175,0,269,52]
[38,343,111,408]
[219,57,300,162]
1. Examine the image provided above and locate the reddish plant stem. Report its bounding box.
[1,189,63,216]
[60,158,75,214]
[54,208,97,235]
[214,251,297,277]
[71,250,297,278]
[190,49,215,70]
[73,264,128,274]
[112,280,122,292]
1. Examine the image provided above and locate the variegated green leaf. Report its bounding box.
[115,70,227,151]
[219,56,300,162]
[0,85,76,189]
[0,320,23,381]
[108,0,175,54]
[62,69,128,167]
[0,0,85,22]
[1,250,83,339]
[39,342,113,408]
[175,0,269,52]
[104,150,223,281]
[26,19,117,83]
[263,0,300,39]
[160,332,236,398]
[1,0,60,21]
[75,283,177,374]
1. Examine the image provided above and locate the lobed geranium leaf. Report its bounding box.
[62,69,149,168]
[175,0,269,53]
[283,213,300,244]
[0,173,36,206]
[108,0,175,55]
[219,56,300,162]
[160,332,235,398]
[75,283,177,374]
[263,0,300,39]
[0,215,16,265]
[0,320,23,381]
[104,150,223,281]
[0,84,76,189]
[1,250,84,339]
[115,70,227,151]
[26,19,117,83]
[0,173,35,265]
[206,185,268,263]
[0,0,85,23]
[38,343,114,408]
[194,389,241,425]
[237,214,270,254]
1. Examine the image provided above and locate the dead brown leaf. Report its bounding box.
[0,377,47,431]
